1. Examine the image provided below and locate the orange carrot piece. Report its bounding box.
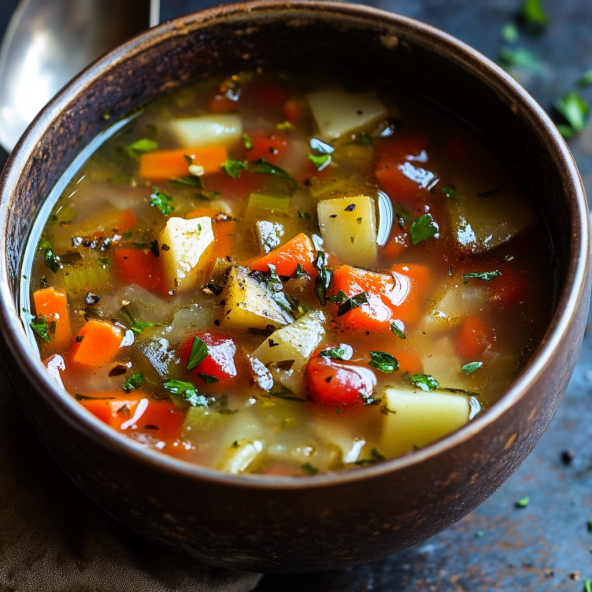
[382,238,406,261]
[33,288,71,348]
[139,145,228,180]
[186,207,221,220]
[213,220,237,259]
[250,233,317,277]
[393,349,423,376]
[455,316,494,359]
[70,320,123,367]
[391,263,432,296]
[113,248,167,294]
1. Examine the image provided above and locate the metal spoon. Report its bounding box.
[0,0,160,152]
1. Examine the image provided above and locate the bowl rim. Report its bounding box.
[0,0,588,491]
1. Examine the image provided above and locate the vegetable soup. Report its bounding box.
[22,70,555,476]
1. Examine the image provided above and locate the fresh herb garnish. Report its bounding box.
[242,134,253,150]
[313,251,332,306]
[462,271,501,281]
[478,188,500,198]
[96,257,110,265]
[337,292,368,316]
[164,380,208,407]
[125,138,158,158]
[320,346,348,360]
[291,263,309,280]
[250,158,293,180]
[501,22,519,42]
[359,132,373,147]
[298,210,311,221]
[390,320,406,339]
[198,373,219,385]
[354,448,386,465]
[150,187,174,216]
[411,373,440,391]
[498,47,542,73]
[307,153,331,171]
[462,361,483,375]
[584,580,592,592]
[170,176,204,188]
[579,69,592,87]
[123,373,144,393]
[22,308,51,342]
[301,463,319,475]
[44,248,60,273]
[442,184,457,199]
[221,159,248,179]
[187,336,209,371]
[369,351,399,375]
[409,213,438,245]
[523,0,548,26]
[309,138,334,154]
[327,290,347,305]
[515,495,530,508]
[554,91,590,137]
[38,239,51,251]
[130,320,155,334]
[393,202,413,229]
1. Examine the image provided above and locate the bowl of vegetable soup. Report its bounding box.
[0,0,588,574]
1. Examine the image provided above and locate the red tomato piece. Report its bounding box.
[489,269,528,307]
[455,316,494,359]
[246,131,289,164]
[241,80,289,114]
[113,248,167,294]
[283,98,300,125]
[204,171,262,201]
[306,356,376,407]
[178,332,237,384]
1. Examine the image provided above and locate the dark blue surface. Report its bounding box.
[2,1,592,589]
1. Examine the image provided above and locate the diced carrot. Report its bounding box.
[209,93,236,114]
[113,248,167,294]
[382,238,406,260]
[33,288,71,348]
[283,99,300,125]
[455,316,494,359]
[139,145,228,180]
[250,233,317,278]
[392,348,423,376]
[213,220,237,259]
[246,131,289,164]
[391,263,432,295]
[78,208,136,238]
[109,208,137,233]
[80,392,183,439]
[70,320,123,367]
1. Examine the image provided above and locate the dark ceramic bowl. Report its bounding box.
[0,0,589,574]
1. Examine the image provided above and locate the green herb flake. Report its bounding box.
[301,463,319,475]
[320,347,347,360]
[187,336,209,371]
[523,0,549,25]
[96,258,110,265]
[242,134,253,150]
[515,495,529,508]
[170,176,204,188]
[198,372,219,385]
[183,154,194,166]
[150,187,174,216]
[250,158,293,180]
[394,202,413,229]
[409,213,438,245]
[501,22,519,42]
[130,320,155,335]
[579,69,592,87]
[22,308,51,342]
[369,351,399,375]
[313,251,332,306]
[123,373,144,393]
[298,210,311,221]
[462,271,501,281]
[498,47,542,73]
[585,580,592,592]
[38,239,52,251]
[554,91,590,134]
[442,184,457,199]
[390,320,406,340]
[221,159,248,179]
[411,373,440,391]
[307,153,331,171]
[462,361,483,375]
[337,292,369,316]
[475,531,485,538]
[164,380,208,407]
[125,138,158,158]
[359,132,373,147]
[44,248,60,273]
[587,520,592,533]
[354,448,387,465]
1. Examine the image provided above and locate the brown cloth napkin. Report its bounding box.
[0,362,261,592]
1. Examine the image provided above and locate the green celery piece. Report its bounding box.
[247,193,290,215]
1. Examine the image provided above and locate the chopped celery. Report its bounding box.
[248,193,290,215]
[183,406,228,434]
[62,264,110,295]
[255,221,285,254]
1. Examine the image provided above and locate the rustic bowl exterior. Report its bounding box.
[0,1,588,574]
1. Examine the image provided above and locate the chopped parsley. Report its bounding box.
[369,351,399,375]
[307,153,331,171]
[409,213,438,245]
[337,292,368,316]
[301,463,319,475]
[198,372,219,385]
[313,250,332,306]
[298,210,311,221]
[291,263,309,280]
[242,133,253,150]
[515,495,530,508]
[125,138,158,158]
[130,320,155,335]
[170,176,204,188]
[354,448,386,465]
[44,248,60,273]
[411,373,440,391]
[585,580,592,592]
[462,361,483,375]
[462,271,501,281]
[393,202,413,229]
[221,159,248,179]
[522,0,549,25]
[187,336,209,371]
[150,187,174,216]
[250,158,293,180]
[164,380,208,407]
[587,520,592,533]
[442,184,457,199]
[554,91,590,138]
[320,346,348,360]
[123,373,144,393]
[96,257,110,265]
[390,320,406,340]
[22,308,51,342]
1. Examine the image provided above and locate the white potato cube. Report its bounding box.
[318,195,378,267]
[382,386,470,457]
[219,266,290,331]
[167,114,242,148]
[307,87,388,139]
[159,216,214,292]
[421,337,473,391]
[255,221,285,254]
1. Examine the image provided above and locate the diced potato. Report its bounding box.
[167,114,242,148]
[251,310,326,394]
[307,87,388,139]
[447,193,536,252]
[421,337,471,391]
[382,386,470,457]
[318,195,378,267]
[218,438,264,474]
[159,216,215,292]
[219,266,290,331]
[255,221,285,254]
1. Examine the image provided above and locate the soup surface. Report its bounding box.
[23,70,555,476]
